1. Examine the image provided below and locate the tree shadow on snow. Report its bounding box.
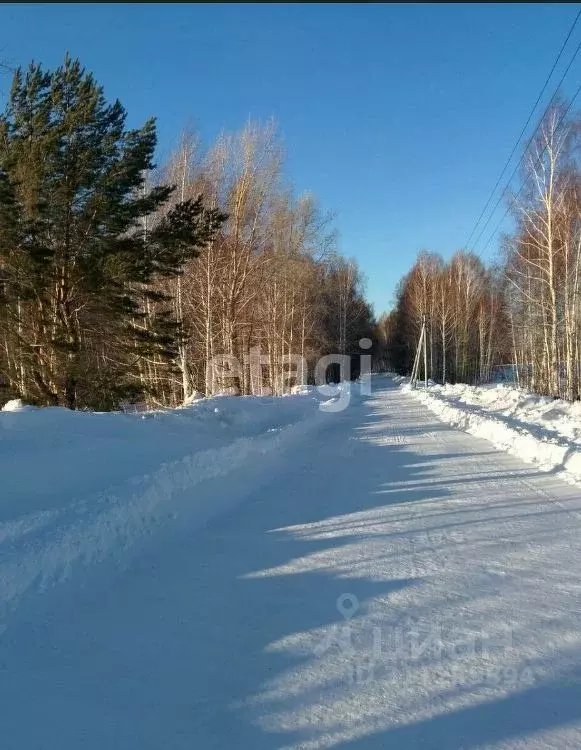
[4,380,581,749]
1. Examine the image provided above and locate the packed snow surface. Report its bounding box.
[3,376,581,748]
[404,379,581,484]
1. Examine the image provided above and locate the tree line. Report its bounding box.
[378,250,503,386]
[0,56,374,410]
[382,97,581,402]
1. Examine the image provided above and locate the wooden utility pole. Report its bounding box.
[411,315,427,389]
[423,312,428,389]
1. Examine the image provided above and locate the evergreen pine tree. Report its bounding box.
[0,56,225,409]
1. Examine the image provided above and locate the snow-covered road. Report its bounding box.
[3,378,581,748]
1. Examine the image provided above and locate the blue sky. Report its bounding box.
[1,3,579,314]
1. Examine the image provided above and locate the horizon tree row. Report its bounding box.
[379,250,505,385]
[0,56,375,410]
[143,123,375,405]
[383,98,581,402]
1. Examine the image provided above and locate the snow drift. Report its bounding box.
[0,390,336,623]
[404,379,581,484]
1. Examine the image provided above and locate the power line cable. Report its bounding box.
[464,7,581,251]
[472,34,581,252]
[479,80,581,255]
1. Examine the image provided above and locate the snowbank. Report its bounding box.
[0,390,332,622]
[403,380,581,484]
[1,398,35,412]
